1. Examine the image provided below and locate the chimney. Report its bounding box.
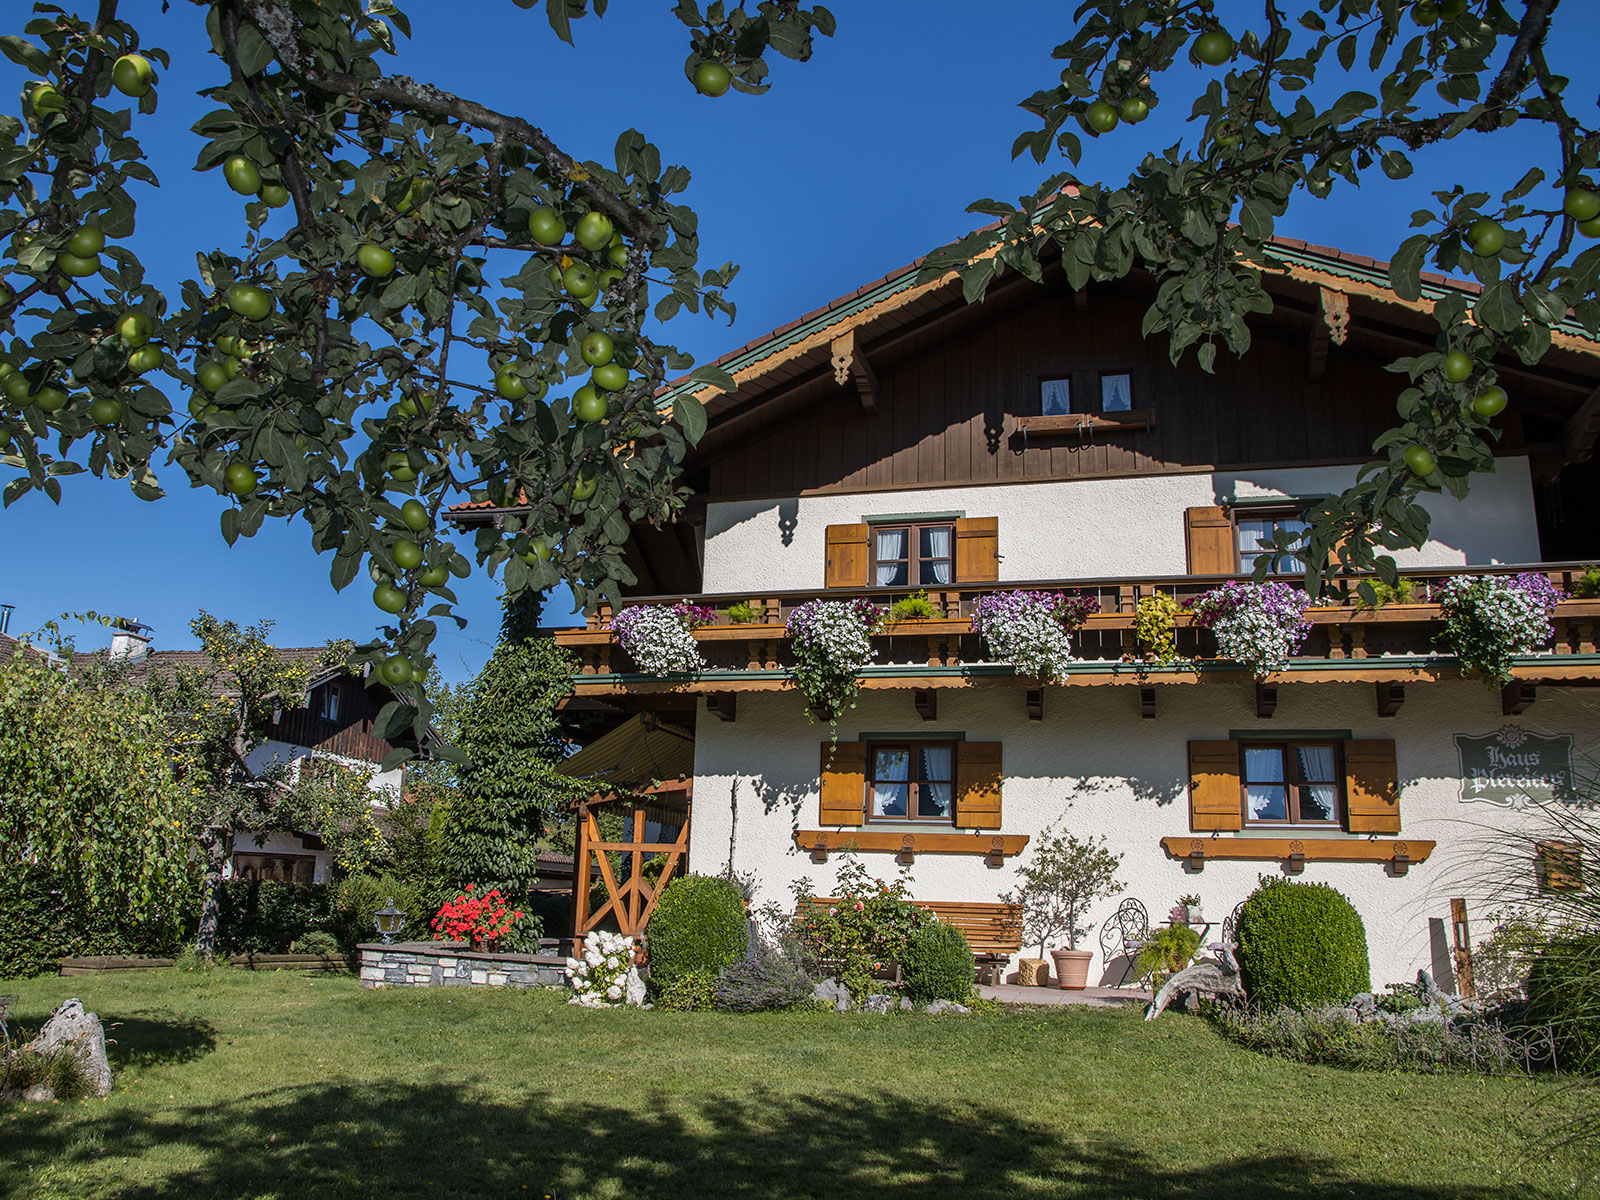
[0,604,12,636]
[109,617,153,661]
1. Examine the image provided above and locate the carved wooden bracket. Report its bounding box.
[1308,287,1351,381]
[829,328,880,415]
[1375,681,1406,718]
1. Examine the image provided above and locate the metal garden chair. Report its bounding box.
[1098,898,1151,987]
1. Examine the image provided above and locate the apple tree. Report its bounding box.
[0,0,834,750]
[926,0,1598,596]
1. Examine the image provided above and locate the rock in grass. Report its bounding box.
[27,998,112,1096]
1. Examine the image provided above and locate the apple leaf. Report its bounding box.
[689,364,737,394]
[1475,282,1522,333]
[220,508,240,547]
[0,35,50,75]
[234,24,275,76]
[1388,235,1429,302]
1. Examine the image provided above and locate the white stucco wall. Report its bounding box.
[700,458,1542,594]
[246,740,405,802]
[689,678,1599,989]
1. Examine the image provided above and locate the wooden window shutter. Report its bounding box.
[1344,739,1401,834]
[1184,506,1236,575]
[1536,841,1584,893]
[824,523,870,589]
[1187,740,1243,831]
[819,741,867,826]
[954,741,1003,829]
[955,517,999,583]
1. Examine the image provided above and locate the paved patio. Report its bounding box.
[979,983,1151,1008]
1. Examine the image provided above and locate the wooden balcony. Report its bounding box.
[552,563,1600,700]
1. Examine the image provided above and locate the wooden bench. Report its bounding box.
[809,899,1023,985]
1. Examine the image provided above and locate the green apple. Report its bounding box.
[569,472,597,502]
[197,362,230,393]
[357,244,396,278]
[227,284,273,321]
[1121,97,1150,124]
[608,242,628,268]
[1472,386,1509,418]
[224,355,243,379]
[1194,30,1235,66]
[1085,101,1119,134]
[693,61,732,97]
[373,582,408,614]
[32,385,68,412]
[526,535,553,561]
[1442,350,1473,383]
[400,498,430,531]
[576,212,615,251]
[393,539,424,570]
[385,451,417,482]
[259,184,290,208]
[1,372,30,402]
[1565,189,1600,222]
[88,397,122,425]
[118,311,153,347]
[0,281,12,309]
[377,653,414,686]
[418,564,449,587]
[66,225,105,257]
[592,363,627,392]
[495,363,529,400]
[562,262,597,298]
[30,83,67,114]
[112,53,156,98]
[529,206,566,246]
[1466,218,1506,257]
[126,345,164,374]
[224,462,259,496]
[223,155,262,196]
[574,384,607,423]
[57,252,99,277]
[215,334,247,357]
[1580,216,1600,239]
[581,331,615,366]
[1403,445,1436,476]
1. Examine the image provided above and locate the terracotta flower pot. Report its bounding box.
[1052,948,1093,991]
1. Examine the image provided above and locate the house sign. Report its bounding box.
[1454,725,1575,809]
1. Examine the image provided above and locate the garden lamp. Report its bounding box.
[373,898,406,945]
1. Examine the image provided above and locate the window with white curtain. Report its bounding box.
[1235,507,1312,574]
[868,743,957,822]
[1240,741,1343,826]
[870,521,955,587]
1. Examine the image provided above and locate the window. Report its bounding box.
[1100,372,1133,412]
[318,683,342,723]
[868,743,955,822]
[1241,742,1343,826]
[871,522,955,587]
[1536,841,1584,892]
[1040,377,1072,415]
[1235,506,1312,574]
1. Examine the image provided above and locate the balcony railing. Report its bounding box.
[553,562,1600,682]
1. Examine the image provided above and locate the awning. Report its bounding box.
[558,712,695,790]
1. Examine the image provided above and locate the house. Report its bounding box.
[4,617,414,885]
[460,229,1600,987]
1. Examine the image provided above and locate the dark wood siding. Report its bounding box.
[268,676,403,764]
[705,280,1534,500]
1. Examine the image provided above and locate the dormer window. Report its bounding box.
[319,683,342,723]
[871,522,955,587]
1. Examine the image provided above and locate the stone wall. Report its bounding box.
[357,942,567,990]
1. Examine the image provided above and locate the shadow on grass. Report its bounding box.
[0,1081,1545,1200]
[102,1014,217,1072]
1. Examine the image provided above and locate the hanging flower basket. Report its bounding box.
[610,601,717,675]
[1188,581,1311,679]
[787,597,884,723]
[971,589,1100,681]
[1435,573,1564,687]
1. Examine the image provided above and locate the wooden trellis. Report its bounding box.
[572,777,691,939]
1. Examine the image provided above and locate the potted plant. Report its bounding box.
[887,590,937,624]
[1003,826,1124,990]
[1178,893,1204,925]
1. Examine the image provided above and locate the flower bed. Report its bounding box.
[610,601,717,674]
[564,930,642,1007]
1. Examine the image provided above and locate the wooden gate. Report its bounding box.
[572,777,691,939]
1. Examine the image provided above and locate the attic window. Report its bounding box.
[1100,372,1133,412]
[319,683,342,723]
[1040,377,1071,415]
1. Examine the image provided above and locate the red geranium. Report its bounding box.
[430,888,524,943]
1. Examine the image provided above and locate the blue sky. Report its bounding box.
[3,2,1597,681]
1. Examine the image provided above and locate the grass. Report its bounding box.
[0,969,1593,1199]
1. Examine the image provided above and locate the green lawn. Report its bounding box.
[0,969,1591,1199]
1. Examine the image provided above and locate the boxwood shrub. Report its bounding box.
[1235,877,1371,1009]
[1526,931,1600,1074]
[900,920,974,1004]
[645,874,748,988]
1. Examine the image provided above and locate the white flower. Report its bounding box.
[611,605,705,675]
[605,955,620,969]
[606,984,623,1000]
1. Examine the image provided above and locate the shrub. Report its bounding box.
[889,590,936,622]
[1474,909,1553,1000]
[291,930,343,956]
[1235,878,1371,1009]
[0,1042,96,1100]
[332,873,440,950]
[791,860,929,1001]
[214,881,337,955]
[714,940,815,1012]
[0,863,194,977]
[1134,923,1201,987]
[900,921,974,1004]
[1526,931,1600,1074]
[646,874,749,987]
[654,967,717,1011]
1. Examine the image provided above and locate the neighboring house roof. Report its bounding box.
[74,645,347,698]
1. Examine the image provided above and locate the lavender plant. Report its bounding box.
[971,590,1100,681]
[786,598,884,722]
[1435,573,1565,687]
[1189,581,1312,680]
